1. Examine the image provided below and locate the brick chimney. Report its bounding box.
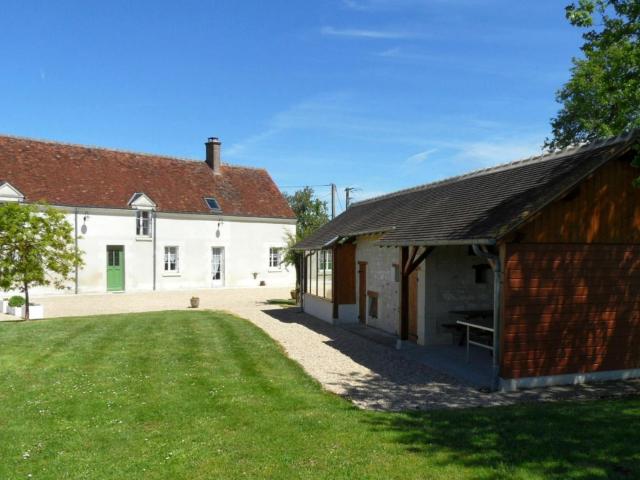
[205,137,221,174]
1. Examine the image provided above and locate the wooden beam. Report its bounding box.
[400,246,410,340]
[332,245,339,319]
[407,246,435,275]
[399,246,435,341]
[403,246,419,274]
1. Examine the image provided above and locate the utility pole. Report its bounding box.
[330,183,337,219]
[345,187,357,209]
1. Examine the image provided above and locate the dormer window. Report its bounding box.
[0,182,25,203]
[136,211,152,237]
[204,197,221,211]
[128,192,156,239]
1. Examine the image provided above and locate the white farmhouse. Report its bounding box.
[0,135,296,294]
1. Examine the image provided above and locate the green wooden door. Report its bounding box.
[106,246,125,291]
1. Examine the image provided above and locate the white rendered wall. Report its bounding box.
[4,207,295,296]
[302,293,334,323]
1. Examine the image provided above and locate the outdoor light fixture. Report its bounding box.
[216,217,224,238]
[81,212,90,234]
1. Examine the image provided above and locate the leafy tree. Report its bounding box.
[546,0,640,151]
[0,203,83,319]
[282,187,330,292]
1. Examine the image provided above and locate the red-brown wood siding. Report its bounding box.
[516,157,640,243]
[334,243,356,305]
[501,244,640,379]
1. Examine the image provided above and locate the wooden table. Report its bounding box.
[449,310,494,362]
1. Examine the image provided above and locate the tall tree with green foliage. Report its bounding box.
[546,0,640,150]
[282,187,330,292]
[0,203,83,319]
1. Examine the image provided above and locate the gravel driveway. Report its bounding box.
[21,288,640,411]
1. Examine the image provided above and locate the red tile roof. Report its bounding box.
[0,135,296,219]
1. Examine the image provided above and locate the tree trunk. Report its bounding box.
[23,283,29,320]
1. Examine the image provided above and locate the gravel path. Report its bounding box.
[17,289,640,411]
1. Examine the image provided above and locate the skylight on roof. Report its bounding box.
[204,197,221,211]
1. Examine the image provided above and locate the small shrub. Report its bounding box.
[8,296,25,308]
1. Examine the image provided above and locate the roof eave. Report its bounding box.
[376,238,497,247]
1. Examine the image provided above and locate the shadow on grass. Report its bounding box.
[368,399,640,479]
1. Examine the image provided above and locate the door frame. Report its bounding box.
[211,246,225,287]
[106,245,125,292]
[358,261,367,323]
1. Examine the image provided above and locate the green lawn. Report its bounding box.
[0,311,638,479]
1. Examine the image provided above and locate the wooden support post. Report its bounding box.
[400,246,410,340]
[332,245,339,319]
[400,246,435,341]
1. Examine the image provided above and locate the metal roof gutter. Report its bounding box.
[377,238,497,247]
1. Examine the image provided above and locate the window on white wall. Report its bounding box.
[136,211,152,237]
[164,246,179,273]
[269,247,282,269]
[319,250,333,271]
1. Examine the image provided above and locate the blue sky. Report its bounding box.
[0,1,582,209]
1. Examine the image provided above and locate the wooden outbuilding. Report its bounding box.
[296,131,640,390]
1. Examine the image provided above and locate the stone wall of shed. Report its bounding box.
[355,239,401,334]
[423,246,494,345]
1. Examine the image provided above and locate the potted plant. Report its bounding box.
[190,296,200,308]
[7,296,44,319]
[8,295,25,318]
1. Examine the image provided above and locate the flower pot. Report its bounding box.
[190,297,200,308]
[9,304,44,320]
[259,280,266,286]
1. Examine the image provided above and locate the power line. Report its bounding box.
[336,189,344,211]
[278,184,332,189]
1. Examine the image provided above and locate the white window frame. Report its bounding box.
[136,210,152,238]
[164,246,180,275]
[319,250,333,273]
[268,247,282,271]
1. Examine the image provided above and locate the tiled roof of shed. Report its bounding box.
[296,130,639,249]
[0,135,296,219]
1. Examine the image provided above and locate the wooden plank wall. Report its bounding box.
[515,157,640,243]
[501,243,640,379]
[334,243,356,305]
[501,157,640,379]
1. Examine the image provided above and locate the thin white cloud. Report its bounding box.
[225,92,547,181]
[405,148,437,165]
[451,139,544,167]
[377,47,435,61]
[342,0,437,11]
[342,0,478,12]
[224,128,280,158]
[321,26,422,40]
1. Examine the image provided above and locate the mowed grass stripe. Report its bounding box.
[0,310,639,480]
